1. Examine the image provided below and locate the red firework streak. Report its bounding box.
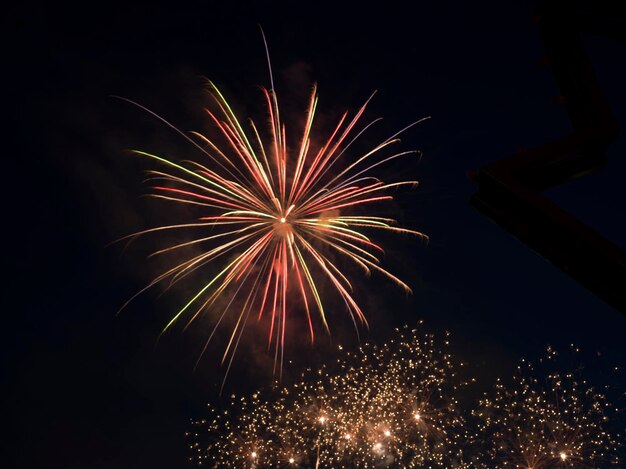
[117,39,428,380]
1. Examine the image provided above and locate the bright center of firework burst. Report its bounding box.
[559,452,567,461]
[414,412,421,421]
[272,214,294,239]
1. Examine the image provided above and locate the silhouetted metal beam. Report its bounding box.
[471,0,626,313]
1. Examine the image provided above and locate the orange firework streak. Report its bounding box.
[118,58,428,377]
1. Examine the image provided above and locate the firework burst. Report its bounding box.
[118,36,428,375]
[188,335,625,467]
[188,325,470,467]
[473,346,623,468]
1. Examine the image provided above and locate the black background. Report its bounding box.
[4,1,625,468]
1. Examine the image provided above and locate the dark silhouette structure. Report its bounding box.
[471,1,626,313]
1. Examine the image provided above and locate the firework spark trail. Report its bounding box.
[117,40,429,374]
[187,331,624,468]
[188,325,471,467]
[473,346,623,468]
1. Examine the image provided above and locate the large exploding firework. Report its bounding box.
[187,325,470,467]
[473,347,623,468]
[119,38,427,372]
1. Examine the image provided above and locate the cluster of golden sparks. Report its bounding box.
[119,38,427,376]
[187,331,622,467]
[188,326,470,467]
[473,346,622,468]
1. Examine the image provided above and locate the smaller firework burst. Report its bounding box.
[473,346,623,468]
[187,324,471,467]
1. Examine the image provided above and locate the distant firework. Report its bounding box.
[473,346,623,468]
[187,332,624,467]
[187,325,471,467]
[118,34,427,374]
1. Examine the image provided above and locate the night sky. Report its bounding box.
[4,1,626,468]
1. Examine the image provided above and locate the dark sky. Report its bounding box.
[4,2,625,468]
